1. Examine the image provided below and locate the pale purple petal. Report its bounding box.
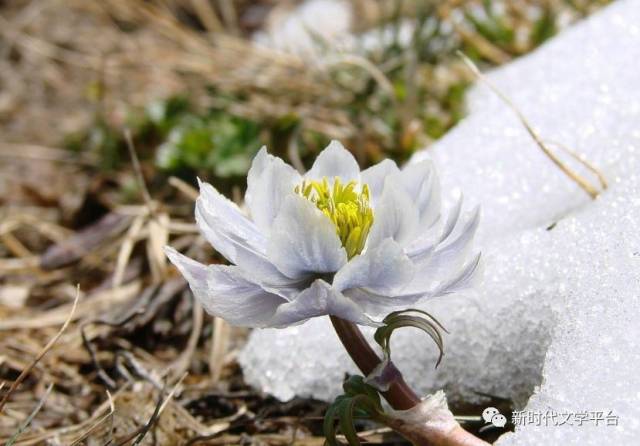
[196,179,309,300]
[267,194,347,278]
[232,248,310,301]
[196,206,305,300]
[165,246,287,327]
[266,279,381,328]
[195,180,266,263]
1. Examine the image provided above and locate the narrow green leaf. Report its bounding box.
[375,309,447,367]
[323,401,341,446]
[339,397,362,446]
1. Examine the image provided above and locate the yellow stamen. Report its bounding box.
[295,177,374,259]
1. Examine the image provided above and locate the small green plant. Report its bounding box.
[155,113,262,178]
[64,96,263,180]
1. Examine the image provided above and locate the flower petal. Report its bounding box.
[361,159,400,204]
[333,238,414,295]
[196,203,306,300]
[196,180,309,299]
[232,248,309,300]
[343,287,418,316]
[430,252,483,296]
[345,230,481,315]
[405,206,480,293]
[266,279,381,328]
[165,247,287,327]
[367,177,419,248]
[267,194,347,278]
[195,180,266,263]
[347,252,482,314]
[405,195,463,261]
[305,140,360,182]
[394,160,441,228]
[438,195,463,244]
[245,147,302,234]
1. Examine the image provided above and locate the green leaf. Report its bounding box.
[339,397,363,446]
[323,379,385,446]
[323,397,345,446]
[375,308,447,367]
[342,376,382,412]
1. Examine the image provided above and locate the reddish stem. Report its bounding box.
[330,316,419,409]
[330,316,490,446]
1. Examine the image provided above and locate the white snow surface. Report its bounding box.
[240,0,640,443]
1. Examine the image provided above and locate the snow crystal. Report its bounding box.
[496,175,640,445]
[240,0,640,443]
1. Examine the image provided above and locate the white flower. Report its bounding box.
[165,141,481,328]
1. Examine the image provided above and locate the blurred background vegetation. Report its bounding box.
[1,0,609,198]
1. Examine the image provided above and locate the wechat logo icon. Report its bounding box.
[482,407,507,428]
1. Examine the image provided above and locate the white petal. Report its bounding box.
[305,140,360,182]
[367,177,419,248]
[232,248,309,300]
[333,238,414,295]
[346,252,482,314]
[430,252,483,296]
[436,205,480,261]
[344,287,418,316]
[195,180,309,299]
[395,160,441,228]
[267,194,347,278]
[195,180,266,263]
[266,279,380,328]
[405,207,480,293]
[245,147,302,234]
[361,159,400,204]
[196,205,305,300]
[165,247,286,327]
[405,195,463,261]
[399,250,483,300]
[438,195,463,244]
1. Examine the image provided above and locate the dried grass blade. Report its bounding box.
[0,286,80,413]
[6,383,54,446]
[113,215,145,288]
[458,51,605,199]
[209,317,230,382]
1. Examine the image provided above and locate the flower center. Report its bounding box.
[295,177,374,259]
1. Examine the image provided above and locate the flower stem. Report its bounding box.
[330,316,490,446]
[330,315,419,409]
